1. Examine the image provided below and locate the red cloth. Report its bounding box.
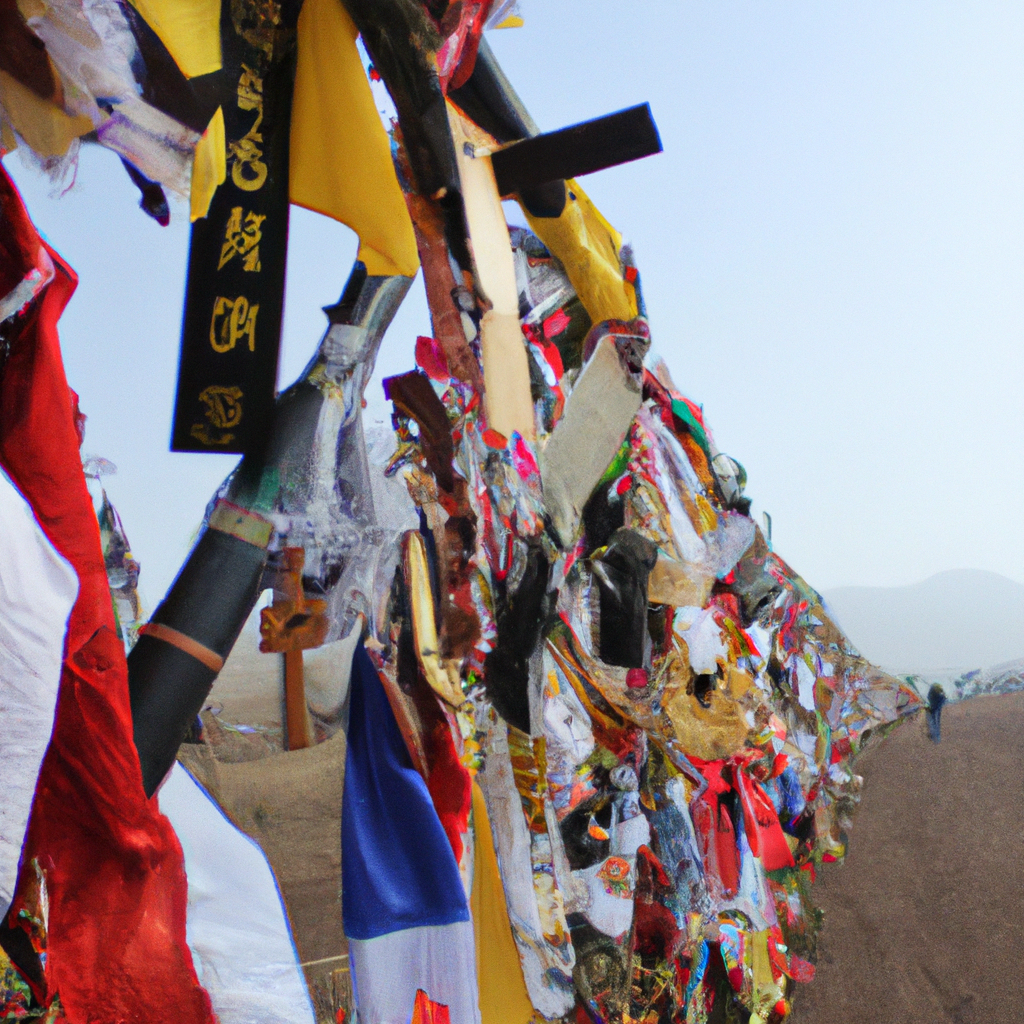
[411,989,451,1024]
[0,166,214,1024]
[632,846,681,958]
[690,760,740,897]
[691,754,794,890]
[424,707,472,867]
[435,0,490,91]
[733,761,795,872]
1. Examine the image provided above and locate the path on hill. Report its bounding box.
[793,691,1024,1023]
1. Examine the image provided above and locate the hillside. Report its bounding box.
[793,691,1024,1024]
[823,569,1024,674]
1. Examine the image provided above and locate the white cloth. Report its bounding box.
[0,467,77,913]
[348,921,480,1024]
[158,764,316,1024]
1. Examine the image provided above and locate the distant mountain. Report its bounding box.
[822,569,1024,675]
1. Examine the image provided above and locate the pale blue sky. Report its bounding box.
[6,1,1024,607]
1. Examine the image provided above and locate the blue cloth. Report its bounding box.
[342,639,469,940]
[764,766,806,829]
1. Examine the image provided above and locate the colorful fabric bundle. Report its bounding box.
[0,5,923,1024]
[357,229,920,1023]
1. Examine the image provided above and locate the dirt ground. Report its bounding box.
[179,731,348,1024]
[178,620,351,1024]
[793,691,1024,1024]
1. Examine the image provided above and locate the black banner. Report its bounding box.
[171,20,295,454]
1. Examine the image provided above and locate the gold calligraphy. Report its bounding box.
[218,206,265,271]
[229,65,267,192]
[210,296,259,353]
[191,385,243,446]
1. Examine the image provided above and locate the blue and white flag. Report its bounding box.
[342,640,480,1024]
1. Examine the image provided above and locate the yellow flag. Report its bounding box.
[190,106,226,222]
[522,180,638,325]
[127,0,222,79]
[289,0,418,278]
[470,782,536,1024]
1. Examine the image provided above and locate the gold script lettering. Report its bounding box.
[218,206,265,271]
[191,385,243,445]
[230,65,267,192]
[210,296,259,353]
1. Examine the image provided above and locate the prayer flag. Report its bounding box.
[342,639,480,1024]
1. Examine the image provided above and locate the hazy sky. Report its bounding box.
[6,1,1024,608]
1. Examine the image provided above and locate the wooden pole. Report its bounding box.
[284,649,310,749]
[448,104,535,441]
